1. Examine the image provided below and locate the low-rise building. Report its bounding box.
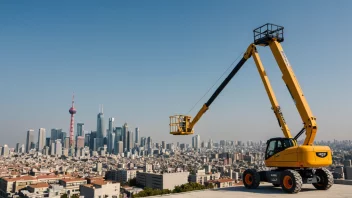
[121,186,143,198]
[80,180,120,198]
[205,178,235,189]
[106,169,140,184]
[59,178,87,195]
[27,183,49,194]
[0,176,37,198]
[136,171,189,190]
[189,169,220,185]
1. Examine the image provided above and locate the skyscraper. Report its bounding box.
[107,118,115,153]
[15,143,20,153]
[64,137,70,149]
[147,136,152,149]
[55,140,62,157]
[2,145,9,157]
[85,133,91,147]
[90,131,97,151]
[76,136,84,150]
[195,135,200,149]
[192,135,200,149]
[116,141,123,154]
[97,106,105,138]
[46,137,51,147]
[122,123,128,151]
[51,128,63,144]
[37,128,46,152]
[77,123,84,137]
[140,137,146,147]
[135,127,140,145]
[96,105,105,150]
[114,127,122,141]
[25,129,34,153]
[127,131,134,151]
[162,141,166,149]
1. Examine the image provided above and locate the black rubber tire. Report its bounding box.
[280,169,302,193]
[243,169,260,189]
[313,168,334,190]
[272,184,280,187]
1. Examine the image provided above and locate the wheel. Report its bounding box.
[280,169,302,193]
[243,169,260,189]
[313,168,334,190]
[272,183,280,187]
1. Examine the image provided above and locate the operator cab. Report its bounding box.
[265,138,295,160]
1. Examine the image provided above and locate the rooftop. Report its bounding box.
[29,183,49,188]
[3,176,36,182]
[61,178,86,183]
[153,183,352,198]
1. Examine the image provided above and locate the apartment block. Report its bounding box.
[189,169,220,185]
[136,171,189,190]
[59,178,87,195]
[106,169,140,184]
[80,180,120,198]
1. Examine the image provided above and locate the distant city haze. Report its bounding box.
[1,1,351,147]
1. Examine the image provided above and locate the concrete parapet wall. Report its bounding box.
[334,179,352,185]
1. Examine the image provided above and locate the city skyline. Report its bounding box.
[1,1,352,146]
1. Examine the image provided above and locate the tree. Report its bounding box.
[61,194,68,198]
[128,178,137,186]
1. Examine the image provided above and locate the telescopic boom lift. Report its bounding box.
[169,23,333,193]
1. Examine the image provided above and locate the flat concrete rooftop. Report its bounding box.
[155,183,352,198]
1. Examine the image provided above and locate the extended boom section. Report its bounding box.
[169,44,255,135]
[269,41,317,145]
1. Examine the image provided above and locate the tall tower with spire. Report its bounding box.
[69,94,77,153]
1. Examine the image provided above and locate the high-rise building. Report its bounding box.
[208,139,213,149]
[122,123,128,151]
[141,137,146,147]
[37,128,46,152]
[127,131,134,151]
[97,106,105,138]
[135,127,140,145]
[55,140,62,157]
[76,136,85,150]
[116,141,123,154]
[192,135,200,149]
[15,143,20,153]
[64,137,70,149]
[51,128,62,144]
[46,137,51,147]
[161,141,166,149]
[108,118,115,153]
[147,137,152,149]
[96,106,105,150]
[60,131,67,142]
[50,142,56,156]
[2,145,9,157]
[25,129,35,153]
[77,123,84,137]
[85,133,91,147]
[90,131,97,151]
[20,144,25,153]
[115,127,122,141]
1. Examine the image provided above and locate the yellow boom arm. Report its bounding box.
[170,24,318,146]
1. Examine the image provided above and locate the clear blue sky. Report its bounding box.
[1,1,351,147]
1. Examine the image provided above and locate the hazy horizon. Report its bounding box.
[1,1,351,147]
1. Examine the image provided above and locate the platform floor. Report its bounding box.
[157,183,351,198]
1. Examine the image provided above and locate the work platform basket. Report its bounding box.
[254,23,284,46]
[169,115,194,135]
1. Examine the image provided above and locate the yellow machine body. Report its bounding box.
[265,145,332,168]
